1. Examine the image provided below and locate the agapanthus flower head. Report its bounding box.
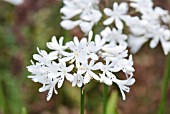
[99,0,170,55]
[125,0,170,55]
[60,0,102,33]
[27,31,135,101]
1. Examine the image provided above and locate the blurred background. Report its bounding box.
[0,0,170,114]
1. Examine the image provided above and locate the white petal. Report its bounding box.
[126,78,135,86]
[46,87,53,101]
[59,37,64,46]
[72,74,78,87]
[125,66,135,73]
[66,73,74,82]
[58,77,64,88]
[103,17,114,25]
[80,21,94,33]
[150,37,159,48]
[73,36,80,46]
[119,2,128,14]
[84,72,91,84]
[104,77,112,86]
[104,8,113,16]
[115,18,123,30]
[60,20,81,30]
[39,85,50,92]
[89,71,100,81]
[61,8,82,19]
[113,2,118,10]
[161,40,170,55]
[77,75,83,87]
[66,64,74,72]
[33,54,42,61]
[128,35,148,54]
[88,31,93,42]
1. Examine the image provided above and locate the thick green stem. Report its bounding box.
[103,84,108,114]
[158,54,170,114]
[80,87,84,114]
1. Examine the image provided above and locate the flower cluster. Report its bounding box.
[27,31,135,101]
[60,0,102,33]
[127,0,170,55]
[102,0,170,55]
[60,0,170,55]
[28,0,170,101]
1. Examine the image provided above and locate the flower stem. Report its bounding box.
[80,87,84,114]
[103,84,108,114]
[158,54,170,114]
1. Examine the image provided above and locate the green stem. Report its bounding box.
[103,84,108,114]
[158,54,170,114]
[80,87,84,114]
[0,80,6,114]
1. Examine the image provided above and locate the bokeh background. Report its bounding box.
[0,0,170,114]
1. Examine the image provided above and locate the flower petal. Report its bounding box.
[103,17,114,25]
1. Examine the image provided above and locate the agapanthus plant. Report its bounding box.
[27,31,135,101]
[27,0,170,114]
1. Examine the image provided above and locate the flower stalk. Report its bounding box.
[103,84,108,114]
[80,87,84,114]
[158,54,170,114]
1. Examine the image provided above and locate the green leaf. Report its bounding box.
[0,72,23,114]
[106,91,118,114]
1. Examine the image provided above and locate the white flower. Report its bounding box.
[78,60,100,84]
[111,75,135,100]
[125,9,170,55]
[3,0,24,5]
[60,0,102,33]
[149,26,170,55]
[27,62,59,101]
[103,2,129,30]
[27,31,135,101]
[27,60,75,101]
[94,35,106,47]
[57,61,74,84]
[118,55,135,76]
[100,27,127,46]
[72,73,84,87]
[61,36,88,64]
[100,71,135,100]
[98,57,135,100]
[62,31,100,63]
[129,0,153,13]
[33,47,58,65]
[46,36,68,54]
